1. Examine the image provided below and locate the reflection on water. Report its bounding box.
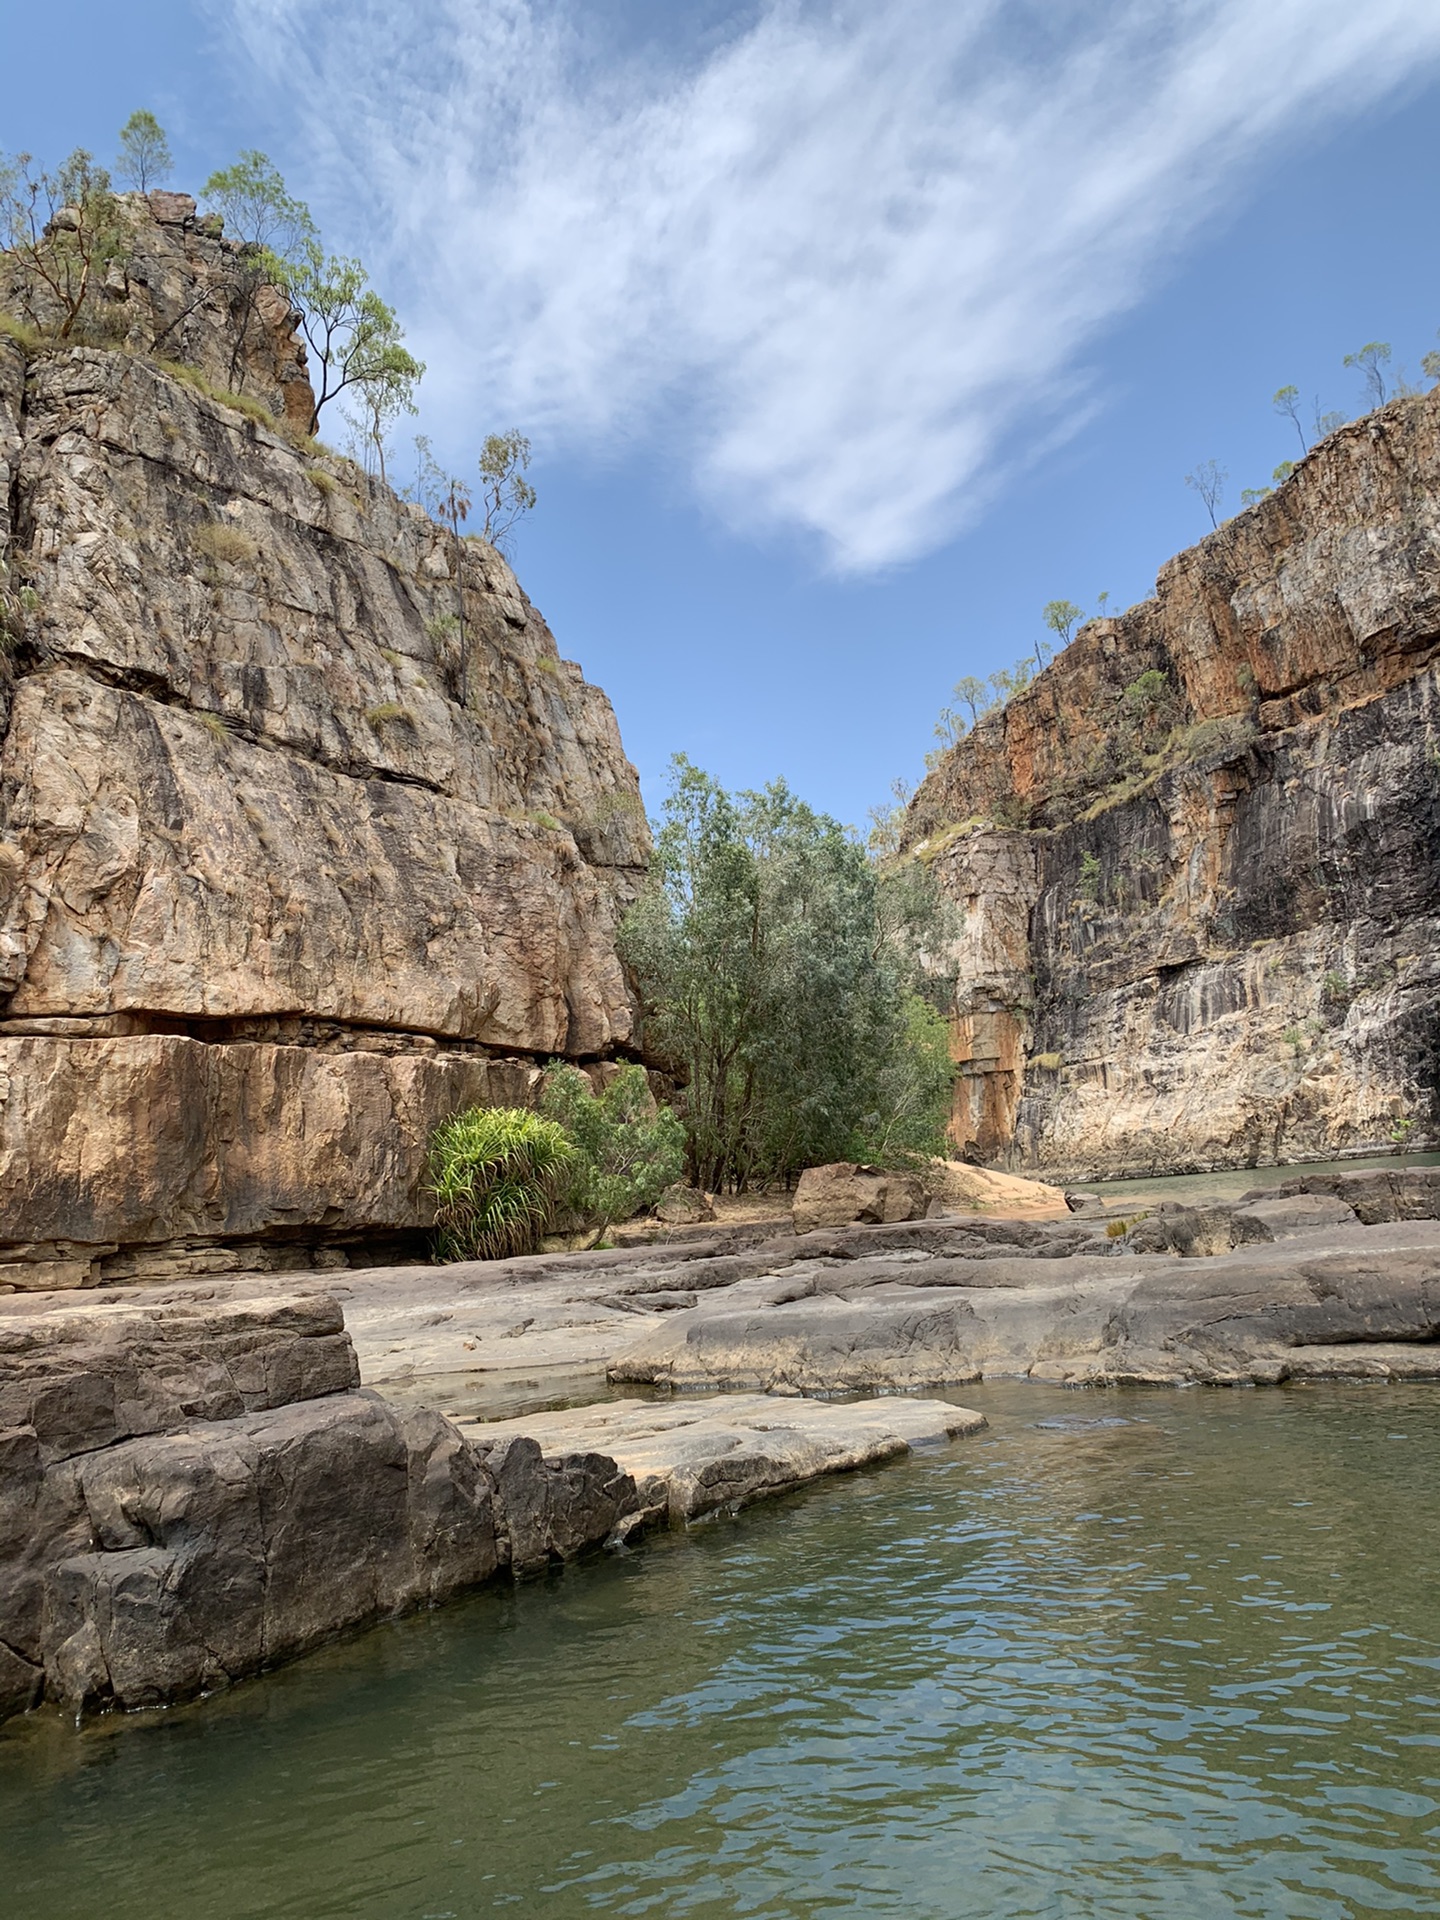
[4,1380,1438,1918]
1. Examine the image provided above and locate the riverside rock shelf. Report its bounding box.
[3,1167,1437,1733]
[455,1394,987,1527]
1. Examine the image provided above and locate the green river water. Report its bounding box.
[4,1379,1438,1919]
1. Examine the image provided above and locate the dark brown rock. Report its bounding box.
[0,1293,637,1727]
[478,1433,635,1575]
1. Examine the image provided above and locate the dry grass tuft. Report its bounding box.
[193,522,258,567]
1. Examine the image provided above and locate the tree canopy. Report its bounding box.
[621,758,957,1192]
[200,152,423,439]
[0,148,125,341]
[116,112,172,193]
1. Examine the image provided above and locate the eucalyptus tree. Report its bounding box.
[115,112,172,192]
[621,758,955,1191]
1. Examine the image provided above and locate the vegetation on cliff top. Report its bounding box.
[0,120,537,552]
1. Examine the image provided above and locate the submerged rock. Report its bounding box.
[460,1394,986,1526]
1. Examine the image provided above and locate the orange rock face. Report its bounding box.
[0,199,650,1281]
[906,394,1440,1178]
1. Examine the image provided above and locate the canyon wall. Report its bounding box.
[905,391,1440,1179]
[0,193,649,1285]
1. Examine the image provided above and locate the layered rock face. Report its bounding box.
[0,194,649,1283]
[0,1289,634,1725]
[906,393,1440,1177]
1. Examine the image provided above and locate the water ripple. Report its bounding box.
[2,1381,1438,1918]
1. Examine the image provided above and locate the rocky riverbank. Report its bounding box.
[3,1163,1437,1731]
[0,1273,990,1731]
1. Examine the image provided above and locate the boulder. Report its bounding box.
[792,1163,926,1233]
[475,1434,635,1574]
[654,1185,716,1226]
[1230,1194,1358,1242]
[0,1293,637,1727]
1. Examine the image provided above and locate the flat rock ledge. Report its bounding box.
[457,1395,986,1528]
[0,1293,982,1735]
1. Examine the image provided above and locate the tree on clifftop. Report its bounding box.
[1184,459,1226,529]
[0,148,126,341]
[477,431,537,552]
[115,112,172,193]
[201,152,423,440]
[202,151,315,259]
[284,241,425,439]
[1343,341,1391,408]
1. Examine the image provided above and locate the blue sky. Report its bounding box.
[7,1,1440,831]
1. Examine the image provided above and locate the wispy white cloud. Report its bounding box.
[222,0,1440,571]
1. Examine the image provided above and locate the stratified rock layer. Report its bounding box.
[0,196,649,1281]
[0,1292,633,1726]
[906,394,1440,1176]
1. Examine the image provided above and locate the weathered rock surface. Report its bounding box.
[0,1292,633,1727]
[906,392,1440,1175]
[460,1395,986,1526]
[610,1225,1440,1394]
[22,1170,1432,1409]
[0,189,313,431]
[791,1162,927,1231]
[0,195,649,1282]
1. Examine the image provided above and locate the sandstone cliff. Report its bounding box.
[0,192,650,1285]
[905,391,1440,1178]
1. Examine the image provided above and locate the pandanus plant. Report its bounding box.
[426,1106,575,1262]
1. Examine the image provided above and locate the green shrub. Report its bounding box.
[1171,714,1258,764]
[427,1106,575,1262]
[364,702,414,728]
[539,1063,687,1241]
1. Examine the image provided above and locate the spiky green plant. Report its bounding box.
[426,1106,575,1262]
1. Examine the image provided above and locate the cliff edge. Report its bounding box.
[904,390,1440,1177]
[0,192,650,1286]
